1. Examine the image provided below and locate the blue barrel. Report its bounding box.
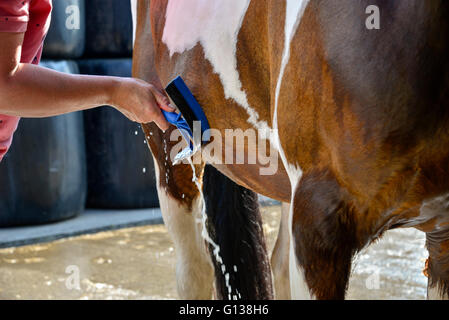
[78,59,159,209]
[84,0,133,57]
[43,0,86,59]
[0,61,87,227]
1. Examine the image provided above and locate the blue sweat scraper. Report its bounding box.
[162,76,211,162]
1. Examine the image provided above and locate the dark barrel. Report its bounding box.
[78,59,159,209]
[84,0,133,57]
[43,0,86,59]
[0,61,87,227]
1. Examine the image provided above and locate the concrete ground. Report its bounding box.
[0,208,163,248]
[0,205,429,299]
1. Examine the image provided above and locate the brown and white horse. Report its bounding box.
[132,0,449,300]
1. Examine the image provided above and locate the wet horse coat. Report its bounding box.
[133,0,449,299]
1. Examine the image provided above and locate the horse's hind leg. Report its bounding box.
[418,195,449,300]
[271,202,291,299]
[426,230,449,299]
[289,170,362,300]
[425,231,449,299]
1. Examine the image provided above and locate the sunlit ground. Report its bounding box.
[0,205,428,300]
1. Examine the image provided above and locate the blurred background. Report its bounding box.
[0,0,159,228]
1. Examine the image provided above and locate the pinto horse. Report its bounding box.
[132,0,449,300]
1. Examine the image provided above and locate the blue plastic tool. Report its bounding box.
[162,76,211,160]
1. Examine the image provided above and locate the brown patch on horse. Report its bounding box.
[142,123,201,210]
[133,0,201,209]
[277,0,449,298]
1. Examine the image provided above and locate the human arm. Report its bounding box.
[0,32,174,130]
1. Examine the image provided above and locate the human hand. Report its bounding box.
[110,77,175,131]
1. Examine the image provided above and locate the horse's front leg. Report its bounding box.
[132,1,214,299]
[289,169,363,300]
[143,124,214,299]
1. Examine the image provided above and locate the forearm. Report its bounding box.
[0,62,119,117]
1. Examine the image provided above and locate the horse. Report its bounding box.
[131,0,449,300]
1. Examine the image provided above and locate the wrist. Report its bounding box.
[105,76,124,107]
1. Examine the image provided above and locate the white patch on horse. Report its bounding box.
[162,0,269,132]
[396,193,449,231]
[272,0,309,162]
[130,0,137,45]
[271,0,311,299]
[273,0,310,141]
[420,193,449,231]
[288,169,314,300]
[152,156,214,299]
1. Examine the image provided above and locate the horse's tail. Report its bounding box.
[202,165,273,300]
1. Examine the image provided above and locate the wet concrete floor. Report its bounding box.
[0,205,428,299]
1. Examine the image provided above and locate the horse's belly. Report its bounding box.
[212,163,291,203]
